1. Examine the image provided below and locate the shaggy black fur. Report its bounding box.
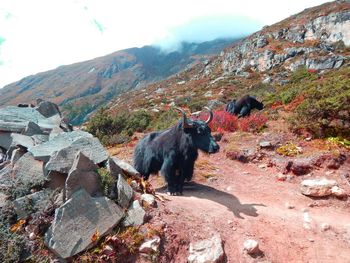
[133,119,219,195]
[226,95,263,117]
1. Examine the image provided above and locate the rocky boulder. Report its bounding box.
[300,178,346,197]
[65,152,102,200]
[45,188,124,259]
[188,234,225,263]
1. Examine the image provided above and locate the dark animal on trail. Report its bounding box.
[133,107,220,195]
[225,95,263,118]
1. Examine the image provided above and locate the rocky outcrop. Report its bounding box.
[45,188,124,258]
[0,100,154,261]
[216,3,350,78]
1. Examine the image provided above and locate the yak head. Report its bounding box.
[250,96,264,110]
[176,107,220,154]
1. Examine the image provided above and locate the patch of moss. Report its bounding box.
[276,142,302,156]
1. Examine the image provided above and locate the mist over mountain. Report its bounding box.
[154,15,262,52]
[0,38,236,124]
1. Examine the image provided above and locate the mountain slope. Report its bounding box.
[107,1,350,114]
[0,38,235,124]
[92,1,349,143]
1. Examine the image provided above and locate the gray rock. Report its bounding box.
[243,239,260,255]
[10,133,34,149]
[141,194,157,207]
[139,236,161,254]
[49,126,65,141]
[23,121,43,136]
[13,189,53,219]
[28,130,106,162]
[45,188,124,259]
[47,171,67,190]
[0,106,61,132]
[301,178,338,197]
[117,174,133,208]
[0,164,13,187]
[259,141,272,148]
[110,156,140,177]
[35,100,61,118]
[306,56,344,70]
[0,132,13,150]
[262,77,272,84]
[31,134,49,145]
[12,152,46,185]
[46,137,108,174]
[0,120,28,133]
[256,36,268,48]
[188,234,224,263]
[122,200,146,227]
[105,157,124,178]
[10,147,26,165]
[320,223,331,232]
[60,118,73,132]
[0,192,9,208]
[65,152,102,200]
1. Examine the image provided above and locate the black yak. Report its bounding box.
[133,107,220,195]
[226,95,263,117]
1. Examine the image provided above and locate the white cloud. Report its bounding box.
[0,0,329,88]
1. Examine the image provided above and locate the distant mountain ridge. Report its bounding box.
[105,1,350,116]
[0,38,236,124]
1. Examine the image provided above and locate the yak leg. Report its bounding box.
[174,172,185,195]
[176,162,195,194]
[239,105,251,118]
[161,157,177,195]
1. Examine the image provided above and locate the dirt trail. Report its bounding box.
[149,149,350,263]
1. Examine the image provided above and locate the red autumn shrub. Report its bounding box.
[197,111,267,133]
[238,112,268,132]
[198,110,238,132]
[308,68,318,74]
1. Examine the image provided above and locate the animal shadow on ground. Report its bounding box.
[156,182,266,219]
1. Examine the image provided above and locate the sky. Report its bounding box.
[0,0,329,89]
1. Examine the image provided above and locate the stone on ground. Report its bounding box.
[188,234,225,263]
[110,156,140,177]
[28,130,102,161]
[12,152,46,185]
[122,200,146,227]
[141,193,157,207]
[65,152,102,200]
[45,137,108,173]
[243,239,260,255]
[13,189,53,219]
[45,188,124,259]
[139,236,161,254]
[300,178,338,197]
[117,174,133,208]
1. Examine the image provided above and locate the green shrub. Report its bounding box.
[97,168,115,198]
[290,66,318,83]
[86,108,152,146]
[280,88,299,104]
[152,110,179,130]
[85,107,114,140]
[292,68,350,138]
[188,99,207,112]
[126,110,152,135]
[0,204,27,263]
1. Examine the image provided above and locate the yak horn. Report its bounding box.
[175,107,193,128]
[203,107,213,124]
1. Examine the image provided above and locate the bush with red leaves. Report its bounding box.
[198,110,238,132]
[238,113,268,132]
[197,111,267,133]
